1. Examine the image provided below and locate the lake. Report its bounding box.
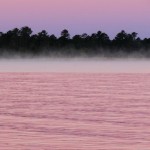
[0,72,150,149]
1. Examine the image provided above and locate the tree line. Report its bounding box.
[0,26,150,57]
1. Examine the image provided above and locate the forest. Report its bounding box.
[0,26,150,57]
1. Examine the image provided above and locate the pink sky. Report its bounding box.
[0,0,150,38]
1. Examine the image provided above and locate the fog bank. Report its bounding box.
[0,58,150,73]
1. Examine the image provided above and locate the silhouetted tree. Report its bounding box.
[61,29,70,39]
[72,35,82,49]
[58,29,70,48]
[96,31,110,48]
[37,30,49,48]
[49,34,57,47]
[19,26,32,50]
[0,26,150,57]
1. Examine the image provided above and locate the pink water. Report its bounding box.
[0,73,150,150]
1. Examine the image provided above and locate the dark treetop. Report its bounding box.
[0,26,150,57]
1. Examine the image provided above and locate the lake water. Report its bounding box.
[0,73,150,150]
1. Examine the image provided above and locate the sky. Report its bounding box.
[0,0,150,38]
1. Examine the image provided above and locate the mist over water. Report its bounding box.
[0,57,150,73]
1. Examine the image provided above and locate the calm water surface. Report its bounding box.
[0,73,150,150]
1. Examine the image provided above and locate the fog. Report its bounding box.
[0,57,150,73]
